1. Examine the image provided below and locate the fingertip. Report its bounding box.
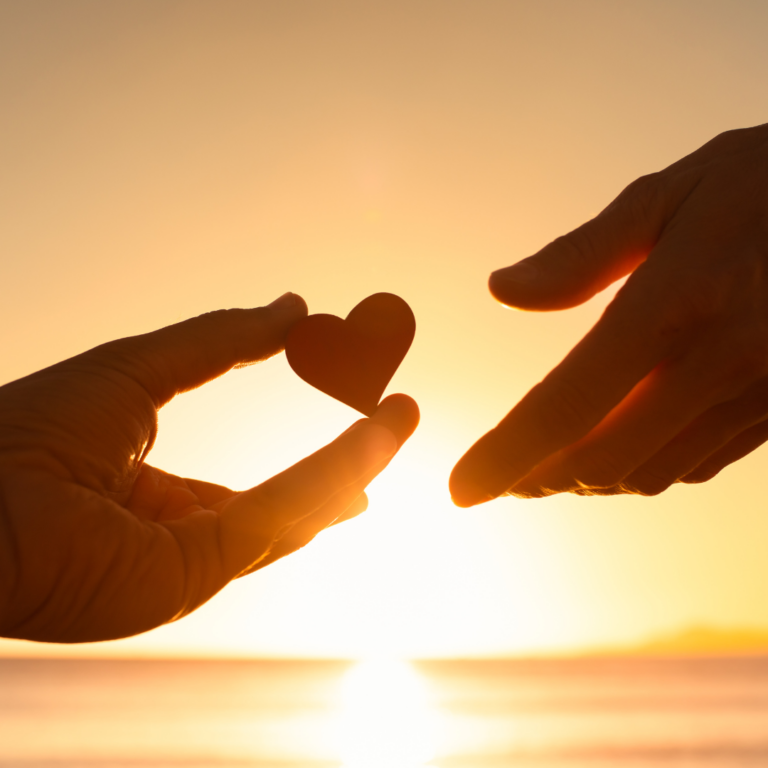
[449,456,482,507]
[489,261,577,312]
[449,432,510,507]
[449,492,482,509]
[448,470,496,508]
[448,453,473,508]
[370,394,420,447]
[488,241,610,312]
[292,293,309,317]
[488,261,538,309]
[266,292,308,320]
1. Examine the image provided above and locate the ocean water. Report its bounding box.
[1,657,767,767]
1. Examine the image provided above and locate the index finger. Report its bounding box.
[449,264,694,507]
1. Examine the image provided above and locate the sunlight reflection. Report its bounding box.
[336,659,440,768]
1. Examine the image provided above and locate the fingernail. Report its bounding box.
[356,423,398,471]
[267,292,297,311]
[491,260,538,284]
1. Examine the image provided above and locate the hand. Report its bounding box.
[0,294,419,642]
[451,123,768,505]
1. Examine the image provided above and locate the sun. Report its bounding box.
[335,659,440,768]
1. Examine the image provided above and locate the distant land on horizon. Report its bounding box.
[3,626,768,660]
[594,626,768,658]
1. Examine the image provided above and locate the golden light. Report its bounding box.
[335,659,440,768]
[4,0,768,667]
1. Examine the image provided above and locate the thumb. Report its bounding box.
[93,293,307,406]
[489,170,701,311]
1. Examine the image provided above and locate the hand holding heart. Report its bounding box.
[0,295,418,643]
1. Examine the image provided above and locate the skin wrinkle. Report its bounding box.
[2,364,156,490]
[101,308,286,408]
[166,528,194,624]
[163,513,222,624]
[629,169,703,247]
[62,498,178,642]
[89,341,175,411]
[59,368,156,499]
[126,475,200,608]
[126,522,184,632]
[76,345,174,413]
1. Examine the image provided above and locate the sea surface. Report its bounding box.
[1,657,767,767]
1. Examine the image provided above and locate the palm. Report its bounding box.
[0,354,228,641]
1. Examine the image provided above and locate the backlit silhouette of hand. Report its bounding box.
[451,124,768,504]
[0,294,419,642]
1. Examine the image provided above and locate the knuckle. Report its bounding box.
[92,335,142,364]
[191,306,263,335]
[707,129,740,152]
[199,307,235,324]
[705,126,767,155]
[318,444,366,491]
[694,417,731,449]
[246,480,287,515]
[185,308,268,367]
[88,338,167,401]
[703,332,768,402]
[569,446,630,489]
[680,465,718,484]
[180,309,229,339]
[622,467,675,496]
[187,308,248,345]
[630,268,725,343]
[623,171,662,198]
[613,172,666,222]
[550,227,601,273]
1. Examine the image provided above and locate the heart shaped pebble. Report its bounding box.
[285,293,416,416]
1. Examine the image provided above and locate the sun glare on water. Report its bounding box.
[336,659,440,768]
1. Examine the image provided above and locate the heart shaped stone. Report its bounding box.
[285,293,416,416]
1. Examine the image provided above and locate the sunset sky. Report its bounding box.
[2,0,768,659]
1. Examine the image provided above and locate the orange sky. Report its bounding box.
[2,0,768,658]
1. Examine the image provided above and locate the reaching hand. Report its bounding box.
[451,124,768,505]
[0,294,419,642]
